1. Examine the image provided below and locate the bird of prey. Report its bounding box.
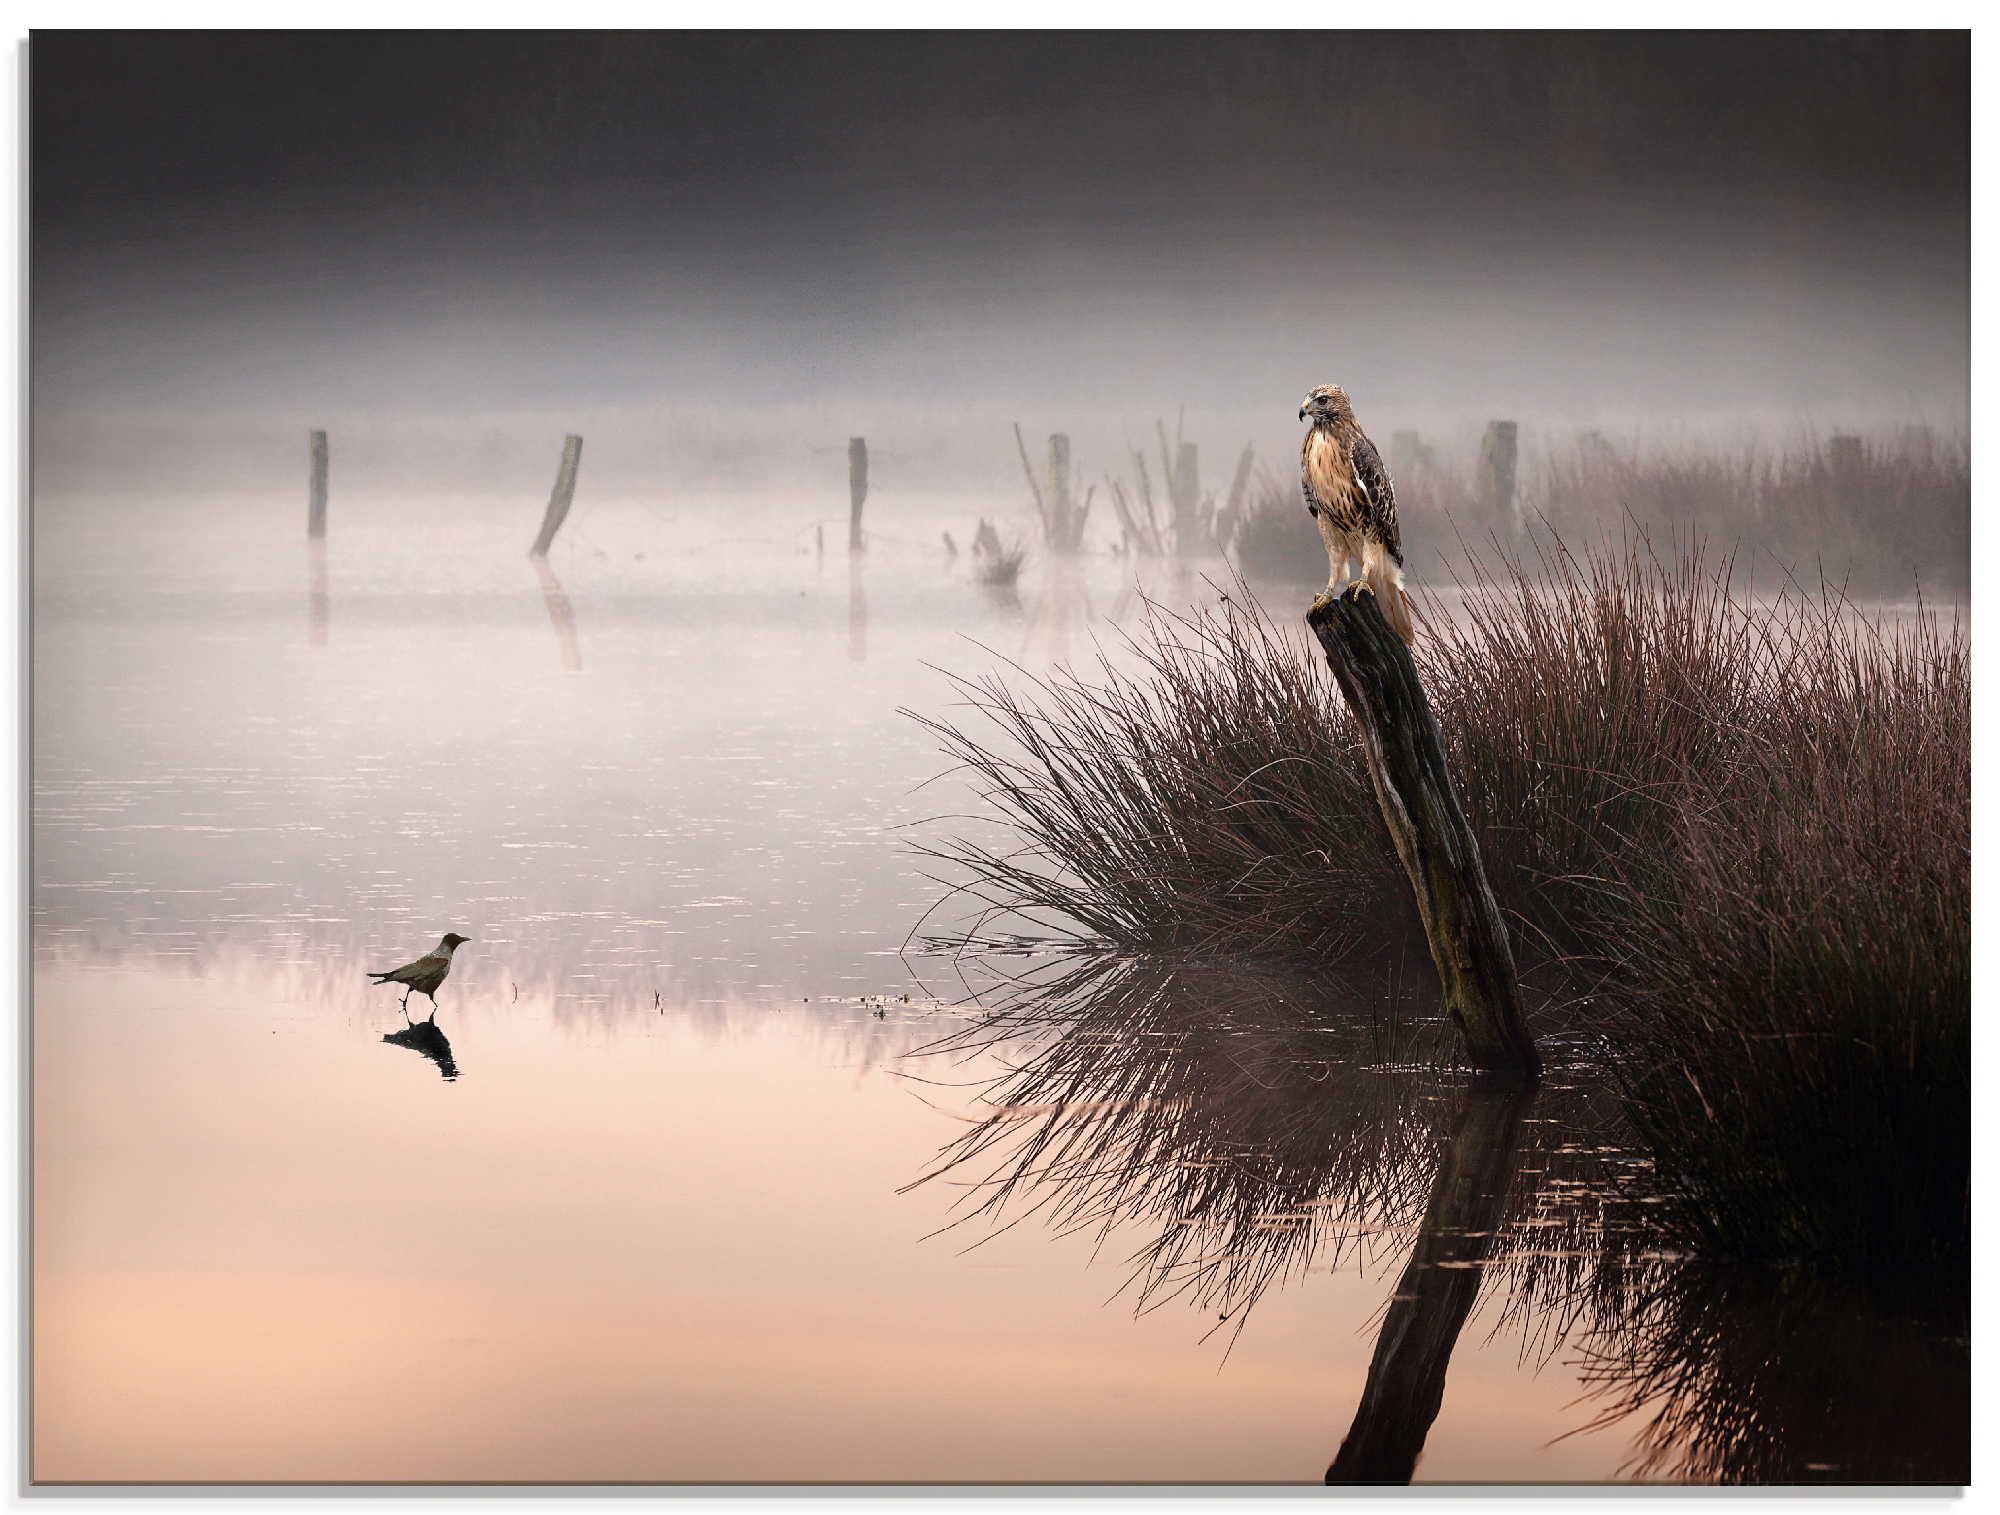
[368,932,471,1015]
[1299,384,1414,642]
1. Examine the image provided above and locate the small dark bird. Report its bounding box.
[1299,384,1414,642]
[368,932,471,1014]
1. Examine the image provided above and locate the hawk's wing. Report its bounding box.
[1350,434,1402,564]
[1300,472,1320,519]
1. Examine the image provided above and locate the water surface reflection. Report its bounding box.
[906,954,1968,1485]
[382,1012,461,1081]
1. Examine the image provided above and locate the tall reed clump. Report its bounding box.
[908,594,1408,961]
[913,536,1969,1280]
[1419,540,1769,953]
[1598,604,1968,1286]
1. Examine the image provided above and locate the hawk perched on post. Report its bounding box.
[1299,384,1414,643]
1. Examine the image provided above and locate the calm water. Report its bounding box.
[31,483,1964,1484]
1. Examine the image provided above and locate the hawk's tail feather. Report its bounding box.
[1382,579,1415,645]
[1362,546,1416,646]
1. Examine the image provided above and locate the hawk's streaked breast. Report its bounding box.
[1305,427,1366,535]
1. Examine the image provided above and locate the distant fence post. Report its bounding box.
[1157,433,1207,554]
[1214,442,1255,550]
[1047,434,1073,552]
[1307,586,1541,1076]
[308,430,328,539]
[1225,443,1255,514]
[848,437,869,551]
[530,435,584,557]
[1475,421,1518,529]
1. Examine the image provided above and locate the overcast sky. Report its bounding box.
[32,32,1969,422]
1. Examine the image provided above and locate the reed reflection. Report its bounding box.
[382,1012,460,1081]
[906,954,1969,1484]
[1562,1266,1968,1484]
[532,555,584,673]
[906,957,1485,1340]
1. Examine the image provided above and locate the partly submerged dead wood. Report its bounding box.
[1308,583,1540,1076]
[307,429,329,539]
[530,434,584,557]
[848,436,869,551]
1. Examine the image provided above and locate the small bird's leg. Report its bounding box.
[400,987,412,1011]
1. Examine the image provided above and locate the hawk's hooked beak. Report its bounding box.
[1298,399,1315,421]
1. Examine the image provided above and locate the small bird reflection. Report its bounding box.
[382,1011,460,1081]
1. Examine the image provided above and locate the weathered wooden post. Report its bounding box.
[1172,440,1203,552]
[1474,421,1518,530]
[1307,586,1541,1075]
[307,429,329,539]
[848,437,869,551]
[1226,443,1255,514]
[1047,434,1075,552]
[1327,1075,1535,1483]
[530,434,584,557]
[1214,442,1255,550]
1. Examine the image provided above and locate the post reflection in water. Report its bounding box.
[1326,1074,1532,1484]
[904,954,1969,1486]
[307,538,328,646]
[532,555,584,673]
[381,1014,460,1081]
[1027,558,1092,666]
[848,551,868,662]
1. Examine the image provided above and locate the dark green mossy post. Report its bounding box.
[1308,585,1541,1076]
[307,429,329,539]
[1326,1075,1534,1483]
[848,437,868,551]
[530,434,584,557]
